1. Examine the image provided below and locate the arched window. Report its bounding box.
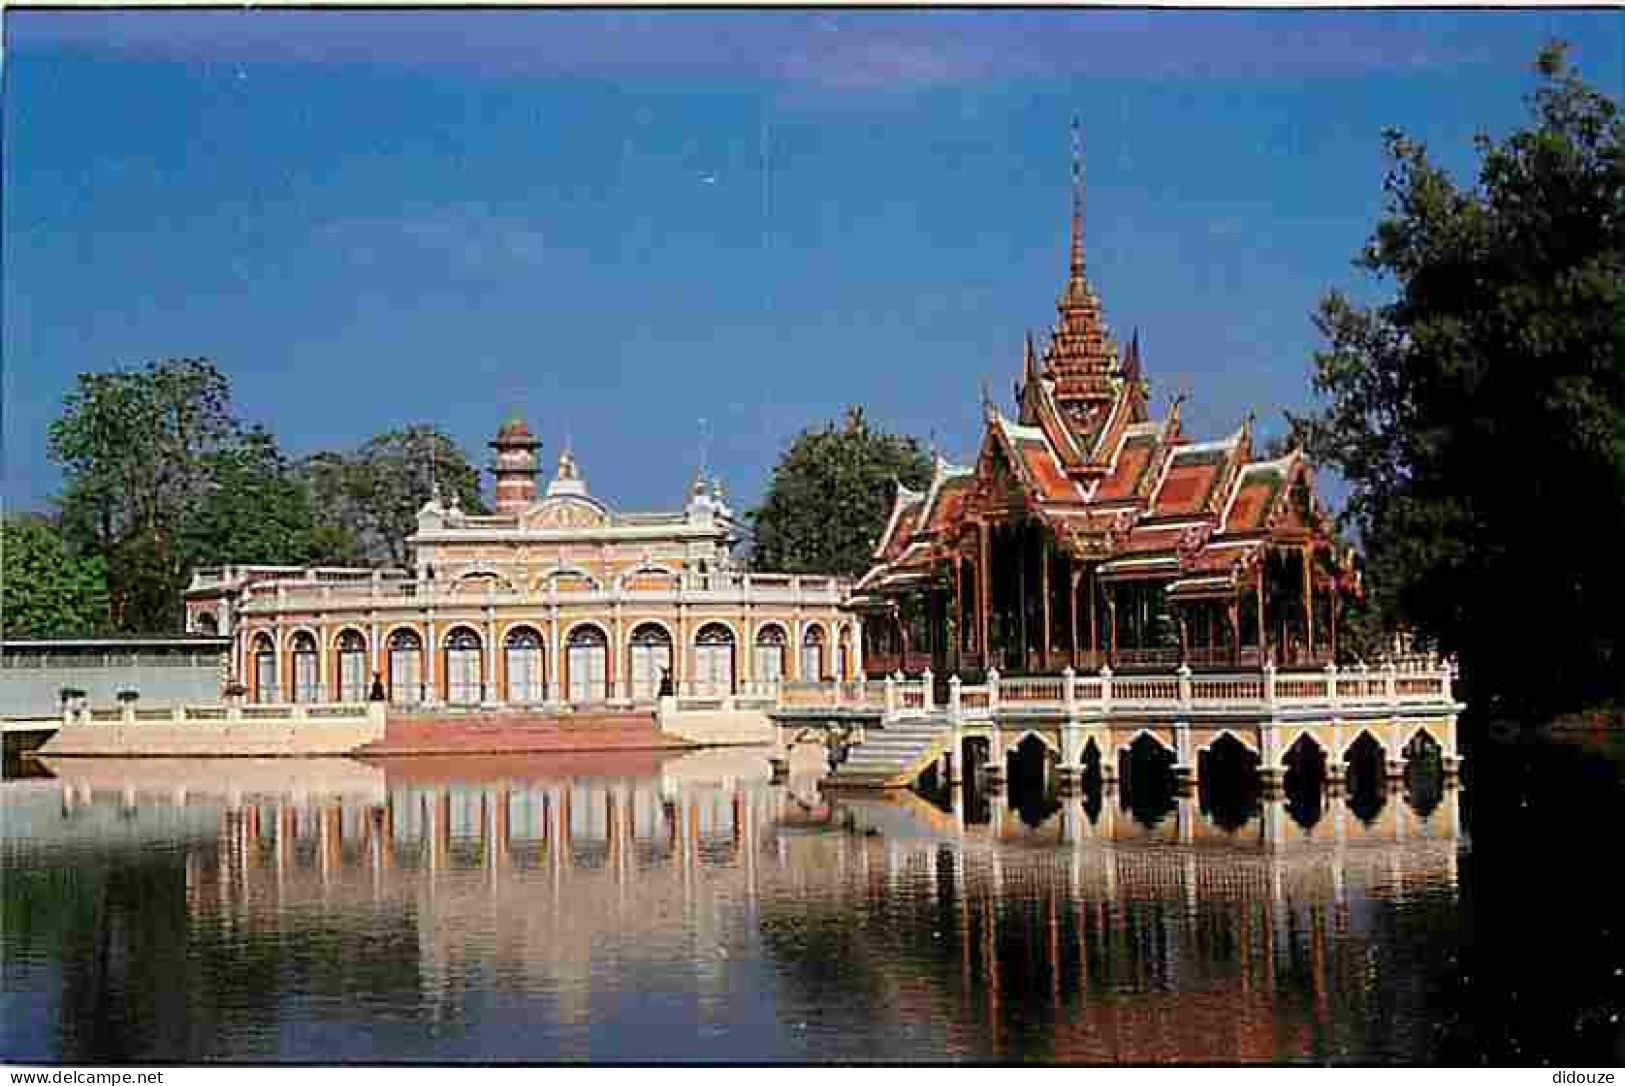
[566,625,609,704]
[387,628,424,706]
[443,626,484,706]
[195,612,219,635]
[336,630,368,702]
[837,625,853,682]
[693,623,735,697]
[252,633,277,704]
[628,624,673,702]
[504,626,545,704]
[800,624,826,682]
[753,625,787,686]
[291,631,319,703]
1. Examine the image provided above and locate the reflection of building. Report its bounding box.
[852,137,1357,678]
[184,422,856,709]
[34,756,1463,1063]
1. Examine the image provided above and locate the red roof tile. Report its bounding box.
[1094,435,1156,501]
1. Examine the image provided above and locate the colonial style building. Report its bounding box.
[184,420,857,707]
[850,150,1360,679]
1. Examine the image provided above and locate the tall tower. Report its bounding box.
[489,415,541,514]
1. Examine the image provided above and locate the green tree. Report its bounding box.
[0,516,110,638]
[178,427,320,571]
[49,359,237,632]
[751,406,933,577]
[303,426,488,567]
[1296,43,1625,720]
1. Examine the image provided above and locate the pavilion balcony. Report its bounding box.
[773,654,1461,724]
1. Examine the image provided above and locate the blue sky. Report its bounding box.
[5,9,1620,520]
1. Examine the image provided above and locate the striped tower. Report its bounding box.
[489,416,541,515]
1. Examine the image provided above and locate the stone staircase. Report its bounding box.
[827,716,954,789]
[356,709,690,757]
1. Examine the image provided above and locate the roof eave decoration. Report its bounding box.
[871,478,926,561]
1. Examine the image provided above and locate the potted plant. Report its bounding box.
[115,689,140,704]
[58,686,88,718]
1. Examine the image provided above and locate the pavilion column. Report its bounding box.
[952,554,964,674]
[978,520,992,663]
[1039,531,1052,673]
[1087,568,1098,665]
[1229,595,1242,665]
[1068,568,1081,670]
[1300,546,1313,656]
[1015,526,1029,671]
[1256,563,1267,661]
[1330,590,1341,662]
[1105,588,1118,668]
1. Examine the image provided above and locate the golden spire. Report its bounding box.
[1070,115,1084,279]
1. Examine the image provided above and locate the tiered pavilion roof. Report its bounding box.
[852,129,1355,675]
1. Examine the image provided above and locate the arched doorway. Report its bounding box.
[1198,733,1261,833]
[387,628,424,705]
[628,623,672,702]
[1121,733,1177,829]
[252,633,277,703]
[566,624,609,703]
[837,626,852,681]
[1344,731,1388,824]
[801,624,826,681]
[693,623,735,697]
[504,626,545,704]
[195,612,219,635]
[443,626,484,706]
[754,624,787,687]
[290,631,319,703]
[336,629,368,702]
[1282,733,1329,830]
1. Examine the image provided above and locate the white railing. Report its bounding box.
[771,659,1458,725]
[62,700,387,728]
[234,571,850,613]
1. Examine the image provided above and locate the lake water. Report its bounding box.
[3,735,1622,1064]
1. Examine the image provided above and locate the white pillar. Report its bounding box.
[485,613,499,706]
[425,616,438,705]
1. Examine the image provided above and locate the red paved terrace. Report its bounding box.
[355,710,692,758]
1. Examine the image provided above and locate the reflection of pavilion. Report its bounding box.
[35,755,1464,1062]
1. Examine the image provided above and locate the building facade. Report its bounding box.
[184,419,857,708]
[851,148,1359,679]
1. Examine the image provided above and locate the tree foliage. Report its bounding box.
[1,516,110,638]
[1296,43,1625,720]
[179,428,320,571]
[302,426,488,567]
[46,359,326,633]
[50,359,242,631]
[750,406,933,577]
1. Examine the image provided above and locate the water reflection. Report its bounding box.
[2,749,1466,1063]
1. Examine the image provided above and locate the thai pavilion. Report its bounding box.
[849,151,1359,681]
[184,422,856,708]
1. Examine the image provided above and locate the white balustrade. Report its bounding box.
[769,659,1460,723]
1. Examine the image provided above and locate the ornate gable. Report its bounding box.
[524,497,609,530]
